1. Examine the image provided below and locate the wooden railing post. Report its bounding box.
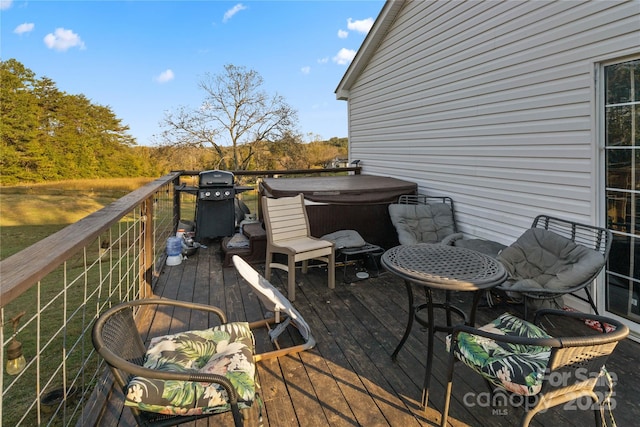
[173,175,181,233]
[140,196,154,298]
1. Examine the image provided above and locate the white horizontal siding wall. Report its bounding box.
[347,0,640,243]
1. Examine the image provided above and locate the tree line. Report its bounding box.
[0,59,347,186]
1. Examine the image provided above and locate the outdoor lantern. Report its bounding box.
[6,311,26,376]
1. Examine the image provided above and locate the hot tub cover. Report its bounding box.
[261,175,417,204]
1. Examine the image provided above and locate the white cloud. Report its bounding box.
[301,66,311,75]
[223,3,247,23]
[155,69,175,83]
[14,22,34,35]
[0,0,13,11]
[347,17,374,34]
[317,57,329,64]
[332,48,356,65]
[337,29,348,39]
[43,28,85,51]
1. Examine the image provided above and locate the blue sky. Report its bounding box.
[1,0,384,145]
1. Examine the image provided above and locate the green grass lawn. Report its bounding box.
[0,177,156,259]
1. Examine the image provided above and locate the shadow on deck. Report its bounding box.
[91,241,640,427]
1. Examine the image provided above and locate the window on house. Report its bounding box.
[604,58,640,321]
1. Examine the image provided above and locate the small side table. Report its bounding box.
[339,244,385,283]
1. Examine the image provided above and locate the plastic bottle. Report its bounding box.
[166,236,182,266]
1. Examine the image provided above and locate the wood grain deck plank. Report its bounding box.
[92,243,639,427]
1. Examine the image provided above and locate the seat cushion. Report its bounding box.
[497,228,605,292]
[388,203,460,245]
[447,313,551,396]
[275,236,334,253]
[124,322,256,416]
[321,229,367,249]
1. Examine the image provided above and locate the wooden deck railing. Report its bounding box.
[0,166,360,426]
[0,173,182,426]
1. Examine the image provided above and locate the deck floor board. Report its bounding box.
[94,242,639,426]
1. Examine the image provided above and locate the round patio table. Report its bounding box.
[381,243,507,410]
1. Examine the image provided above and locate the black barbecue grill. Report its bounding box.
[195,170,237,240]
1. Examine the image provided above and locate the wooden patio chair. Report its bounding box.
[232,255,316,360]
[261,193,335,301]
[441,309,629,427]
[494,215,612,318]
[91,299,261,427]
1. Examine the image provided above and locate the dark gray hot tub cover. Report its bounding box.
[260,175,417,204]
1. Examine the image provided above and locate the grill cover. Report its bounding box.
[199,170,234,188]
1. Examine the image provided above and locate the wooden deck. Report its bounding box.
[94,241,640,427]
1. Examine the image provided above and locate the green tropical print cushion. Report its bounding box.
[124,321,256,416]
[449,313,551,396]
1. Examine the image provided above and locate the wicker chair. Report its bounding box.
[441,309,629,427]
[494,215,612,318]
[91,299,260,427]
[262,193,335,301]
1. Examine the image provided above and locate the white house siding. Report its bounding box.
[341,0,640,244]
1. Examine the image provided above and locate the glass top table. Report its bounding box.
[381,243,507,411]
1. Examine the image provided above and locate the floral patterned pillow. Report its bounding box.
[448,313,552,396]
[124,321,256,416]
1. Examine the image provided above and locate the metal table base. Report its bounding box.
[381,243,507,411]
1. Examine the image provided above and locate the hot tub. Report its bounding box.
[259,175,417,248]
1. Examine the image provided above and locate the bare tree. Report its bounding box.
[159,64,298,170]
